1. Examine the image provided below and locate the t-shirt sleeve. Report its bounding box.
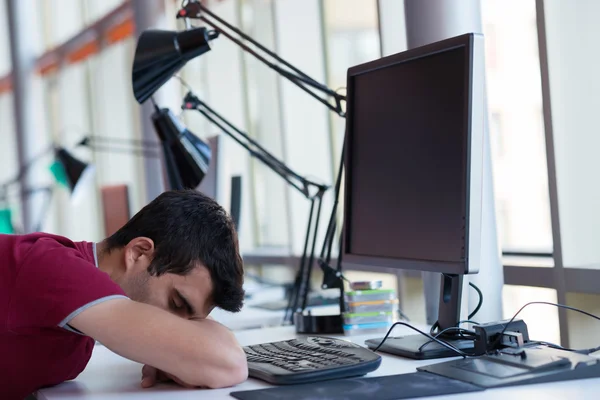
[8,238,128,332]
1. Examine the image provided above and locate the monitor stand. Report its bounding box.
[365,274,474,359]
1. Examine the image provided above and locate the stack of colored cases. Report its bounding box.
[343,289,399,334]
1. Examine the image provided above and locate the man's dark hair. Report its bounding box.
[105,189,244,312]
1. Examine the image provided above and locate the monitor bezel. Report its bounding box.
[341,33,484,276]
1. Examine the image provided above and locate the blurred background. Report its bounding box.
[1,0,599,349]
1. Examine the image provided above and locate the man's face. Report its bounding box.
[121,259,215,320]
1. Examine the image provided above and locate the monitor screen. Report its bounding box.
[343,34,484,275]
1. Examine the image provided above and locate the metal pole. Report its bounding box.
[6,0,37,232]
[404,0,503,324]
[132,0,167,198]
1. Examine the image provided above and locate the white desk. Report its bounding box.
[37,324,600,399]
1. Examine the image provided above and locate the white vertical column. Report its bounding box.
[404,0,503,323]
[6,0,40,232]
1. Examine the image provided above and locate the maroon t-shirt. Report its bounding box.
[0,233,127,399]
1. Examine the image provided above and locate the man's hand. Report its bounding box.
[141,365,199,389]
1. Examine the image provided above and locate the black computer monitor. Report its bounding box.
[343,33,485,359]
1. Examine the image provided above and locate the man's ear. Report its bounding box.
[123,237,155,272]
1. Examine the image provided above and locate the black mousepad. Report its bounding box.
[230,372,484,400]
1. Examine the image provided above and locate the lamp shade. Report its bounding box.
[52,147,95,203]
[132,27,217,104]
[152,108,211,190]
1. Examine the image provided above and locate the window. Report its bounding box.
[565,293,600,349]
[481,0,552,254]
[503,285,560,345]
[542,0,600,269]
[240,0,290,250]
[324,0,380,157]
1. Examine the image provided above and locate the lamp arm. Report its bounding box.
[78,135,160,149]
[77,135,160,158]
[183,91,329,199]
[320,138,346,265]
[1,144,55,189]
[299,195,325,311]
[178,1,346,118]
[79,143,161,159]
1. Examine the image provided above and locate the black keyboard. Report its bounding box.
[244,336,382,385]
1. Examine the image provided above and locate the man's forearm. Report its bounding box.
[178,318,248,387]
[70,298,248,388]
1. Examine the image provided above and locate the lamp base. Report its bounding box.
[294,312,344,334]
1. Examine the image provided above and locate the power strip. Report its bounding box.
[473,319,530,354]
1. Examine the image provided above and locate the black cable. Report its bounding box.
[430,326,477,340]
[527,341,572,351]
[429,321,439,336]
[468,281,483,320]
[429,279,483,336]
[579,345,600,355]
[371,321,473,358]
[494,301,600,351]
[427,321,478,345]
[527,340,600,355]
[418,326,478,352]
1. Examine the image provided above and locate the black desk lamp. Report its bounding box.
[78,112,211,191]
[133,28,218,104]
[53,147,96,202]
[181,90,331,329]
[4,145,95,199]
[151,106,211,190]
[1,146,94,232]
[131,0,347,333]
[175,1,346,117]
